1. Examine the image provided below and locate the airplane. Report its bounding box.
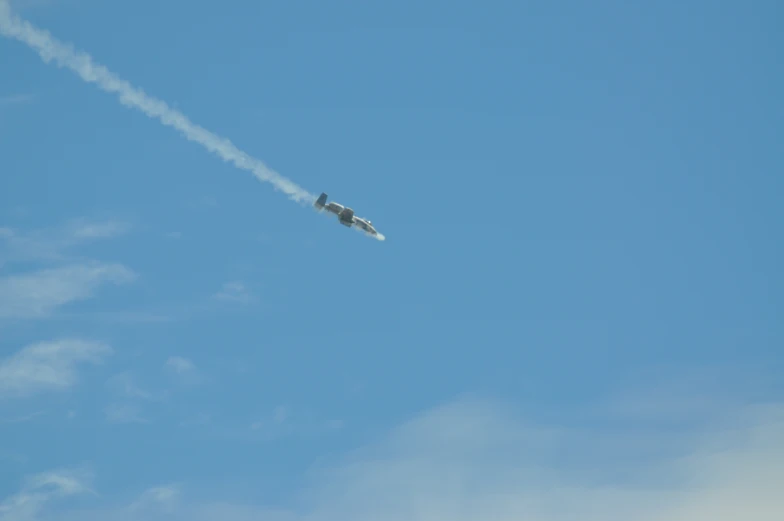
[313,192,379,237]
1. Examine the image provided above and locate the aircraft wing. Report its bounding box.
[340,208,354,222]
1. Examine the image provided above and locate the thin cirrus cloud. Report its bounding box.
[164,356,205,386]
[165,357,196,375]
[103,373,160,425]
[67,220,130,239]
[0,262,135,319]
[212,282,255,304]
[0,92,34,106]
[102,361,204,426]
[2,396,783,521]
[0,339,112,398]
[0,468,94,520]
[105,371,159,402]
[0,219,130,266]
[104,403,148,424]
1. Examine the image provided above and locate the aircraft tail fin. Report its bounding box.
[314,192,327,209]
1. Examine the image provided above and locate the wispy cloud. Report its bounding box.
[104,403,148,424]
[0,450,27,466]
[0,2,315,204]
[213,281,255,304]
[242,405,343,442]
[0,339,111,398]
[0,410,46,423]
[164,356,205,387]
[50,309,172,324]
[304,398,784,521]
[0,262,135,319]
[105,371,159,402]
[292,398,784,521]
[0,468,92,521]
[0,92,34,106]
[3,397,784,521]
[0,219,130,266]
[178,411,212,428]
[249,405,291,437]
[5,0,57,12]
[165,356,195,375]
[67,220,129,239]
[130,485,182,514]
[103,369,176,424]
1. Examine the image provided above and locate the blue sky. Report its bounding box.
[1,0,783,519]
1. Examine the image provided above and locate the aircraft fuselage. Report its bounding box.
[314,192,378,236]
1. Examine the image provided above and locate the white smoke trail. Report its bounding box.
[0,1,315,204]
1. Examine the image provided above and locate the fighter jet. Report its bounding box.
[314,192,380,237]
